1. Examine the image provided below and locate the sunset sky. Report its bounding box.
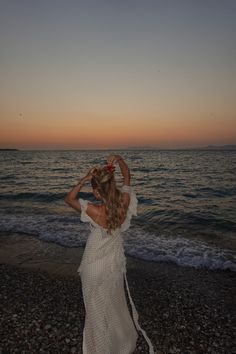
[0,0,235,150]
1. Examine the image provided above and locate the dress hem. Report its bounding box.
[123,269,155,354]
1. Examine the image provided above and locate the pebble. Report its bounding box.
[0,262,235,354]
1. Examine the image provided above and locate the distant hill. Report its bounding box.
[123,145,236,151]
[199,145,236,150]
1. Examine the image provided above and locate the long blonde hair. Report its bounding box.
[91,166,126,233]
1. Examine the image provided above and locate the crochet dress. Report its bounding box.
[77,185,155,354]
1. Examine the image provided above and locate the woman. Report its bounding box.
[64,154,155,354]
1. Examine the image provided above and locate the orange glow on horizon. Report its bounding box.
[1,112,235,149]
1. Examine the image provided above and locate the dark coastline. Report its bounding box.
[0,232,235,353]
[0,145,235,151]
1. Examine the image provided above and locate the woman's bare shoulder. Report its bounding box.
[85,202,101,220]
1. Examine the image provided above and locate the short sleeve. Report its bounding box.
[121,185,132,194]
[78,198,91,223]
[121,185,138,215]
[120,185,138,231]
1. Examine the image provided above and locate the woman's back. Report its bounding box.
[92,188,130,231]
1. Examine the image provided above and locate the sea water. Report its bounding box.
[0,149,235,271]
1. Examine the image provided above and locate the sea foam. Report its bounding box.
[0,213,235,272]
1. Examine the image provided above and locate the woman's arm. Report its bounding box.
[107,155,130,186]
[64,167,96,211]
[64,176,87,212]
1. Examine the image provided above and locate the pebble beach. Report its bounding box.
[0,232,235,354]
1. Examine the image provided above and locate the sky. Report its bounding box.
[0,0,236,150]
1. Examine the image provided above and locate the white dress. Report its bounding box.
[77,185,155,354]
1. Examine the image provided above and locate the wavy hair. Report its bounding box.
[91,166,127,233]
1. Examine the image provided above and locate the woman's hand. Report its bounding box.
[106,154,123,165]
[79,167,97,184]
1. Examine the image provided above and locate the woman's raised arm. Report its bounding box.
[64,167,96,204]
[107,155,130,186]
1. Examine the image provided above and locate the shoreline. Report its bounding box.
[1,231,235,276]
[0,232,235,353]
[0,231,174,277]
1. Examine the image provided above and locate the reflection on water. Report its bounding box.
[0,149,235,270]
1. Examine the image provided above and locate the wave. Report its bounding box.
[140,209,236,234]
[0,191,90,202]
[195,186,236,198]
[0,213,235,272]
[0,175,15,180]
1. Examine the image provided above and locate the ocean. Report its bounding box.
[0,149,235,271]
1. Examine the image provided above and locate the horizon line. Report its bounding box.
[1,144,236,152]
